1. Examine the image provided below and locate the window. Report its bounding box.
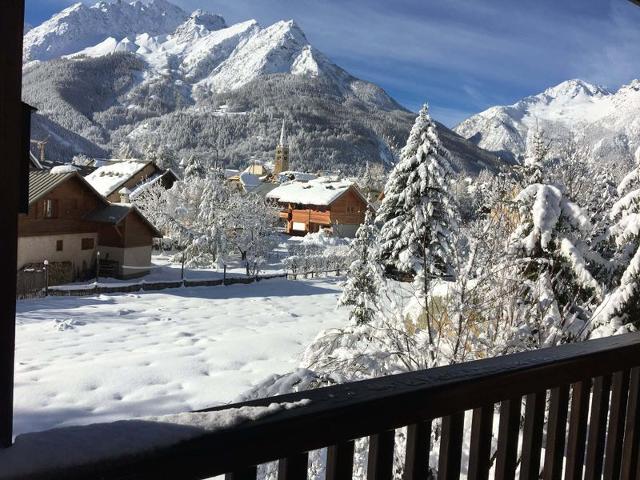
[44,199,58,219]
[81,238,95,250]
[56,240,63,251]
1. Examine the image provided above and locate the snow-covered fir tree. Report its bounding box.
[589,146,640,336]
[519,127,551,184]
[338,208,384,325]
[183,155,207,179]
[507,183,601,348]
[376,104,457,282]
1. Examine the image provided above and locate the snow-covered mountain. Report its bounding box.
[23,0,194,62]
[23,0,501,173]
[455,79,640,163]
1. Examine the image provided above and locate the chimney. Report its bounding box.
[119,187,131,204]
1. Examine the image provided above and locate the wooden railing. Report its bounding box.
[6,333,640,479]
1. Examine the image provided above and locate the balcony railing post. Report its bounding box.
[520,391,546,480]
[585,375,612,480]
[542,385,570,479]
[404,421,432,480]
[603,370,631,479]
[226,465,257,480]
[438,412,465,480]
[565,380,591,480]
[494,397,521,480]
[278,452,309,480]
[326,440,355,480]
[621,367,640,480]
[467,406,493,480]
[367,430,395,480]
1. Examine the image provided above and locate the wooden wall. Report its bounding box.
[98,212,155,249]
[125,213,155,248]
[19,177,103,237]
[329,188,367,225]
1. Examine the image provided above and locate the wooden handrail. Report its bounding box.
[6,333,640,479]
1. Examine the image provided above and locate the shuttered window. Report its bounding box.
[81,238,95,250]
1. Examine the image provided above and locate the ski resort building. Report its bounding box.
[18,170,161,287]
[266,178,368,237]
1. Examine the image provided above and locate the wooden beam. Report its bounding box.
[0,0,25,448]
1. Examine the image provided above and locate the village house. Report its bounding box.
[84,159,178,202]
[18,167,161,288]
[266,178,368,237]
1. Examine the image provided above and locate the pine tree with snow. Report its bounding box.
[519,127,551,185]
[338,208,384,325]
[589,146,640,336]
[376,104,457,284]
[183,155,206,179]
[507,183,601,348]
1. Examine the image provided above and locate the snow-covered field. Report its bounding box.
[14,277,347,436]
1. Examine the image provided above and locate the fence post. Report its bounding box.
[223,264,227,285]
[43,260,49,297]
[181,253,185,286]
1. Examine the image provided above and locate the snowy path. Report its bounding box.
[14,278,347,436]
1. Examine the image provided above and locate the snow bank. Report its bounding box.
[14,278,347,436]
[0,401,309,479]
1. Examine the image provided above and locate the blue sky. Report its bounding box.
[25,0,640,127]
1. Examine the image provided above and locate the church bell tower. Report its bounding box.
[274,119,289,175]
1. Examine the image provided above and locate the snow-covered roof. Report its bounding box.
[266,178,356,206]
[239,172,261,191]
[50,165,80,175]
[84,161,151,197]
[277,171,318,183]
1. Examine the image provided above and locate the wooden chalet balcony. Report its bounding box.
[4,333,640,479]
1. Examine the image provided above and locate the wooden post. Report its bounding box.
[0,0,25,448]
[181,253,185,283]
[223,264,227,285]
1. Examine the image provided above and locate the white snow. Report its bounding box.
[277,171,318,183]
[455,78,640,163]
[0,400,309,479]
[267,178,355,206]
[50,165,79,174]
[13,277,347,436]
[84,160,150,196]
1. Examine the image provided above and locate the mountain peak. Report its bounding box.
[24,0,190,61]
[540,79,610,100]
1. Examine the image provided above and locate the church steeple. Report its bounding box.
[279,119,286,147]
[274,118,289,175]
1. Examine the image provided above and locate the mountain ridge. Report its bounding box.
[454,78,640,164]
[23,0,502,175]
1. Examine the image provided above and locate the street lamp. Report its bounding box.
[96,251,101,284]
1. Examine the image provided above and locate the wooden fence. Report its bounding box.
[43,274,288,298]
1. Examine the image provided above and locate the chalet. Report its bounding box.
[19,170,161,284]
[84,202,162,279]
[266,178,368,237]
[84,160,178,203]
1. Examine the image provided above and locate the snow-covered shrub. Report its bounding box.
[589,147,640,336]
[505,183,601,348]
